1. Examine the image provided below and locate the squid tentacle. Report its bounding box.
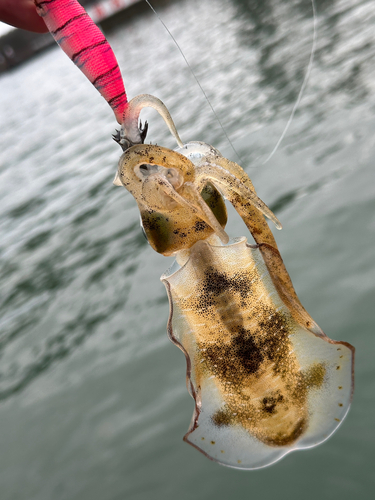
[141,175,228,244]
[195,160,282,230]
[121,94,184,150]
[178,182,229,244]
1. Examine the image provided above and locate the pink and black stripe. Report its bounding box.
[35,0,128,123]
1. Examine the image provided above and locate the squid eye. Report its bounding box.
[135,163,159,178]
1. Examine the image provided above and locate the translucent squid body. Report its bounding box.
[36,0,354,470]
[115,138,354,469]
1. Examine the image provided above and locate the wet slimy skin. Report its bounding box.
[117,144,230,254]
[117,139,354,469]
[162,239,353,468]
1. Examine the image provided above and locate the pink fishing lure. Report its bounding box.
[35,0,128,123]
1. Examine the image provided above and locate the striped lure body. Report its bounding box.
[35,0,128,123]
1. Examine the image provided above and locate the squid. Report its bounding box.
[35,0,354,469]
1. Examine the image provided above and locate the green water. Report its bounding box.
[0,0,374,498]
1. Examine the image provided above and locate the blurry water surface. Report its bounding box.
[0,0,374,498]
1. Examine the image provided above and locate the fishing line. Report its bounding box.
[144,0,243,163]
[145,0,316,168]
[262,0,317,165]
